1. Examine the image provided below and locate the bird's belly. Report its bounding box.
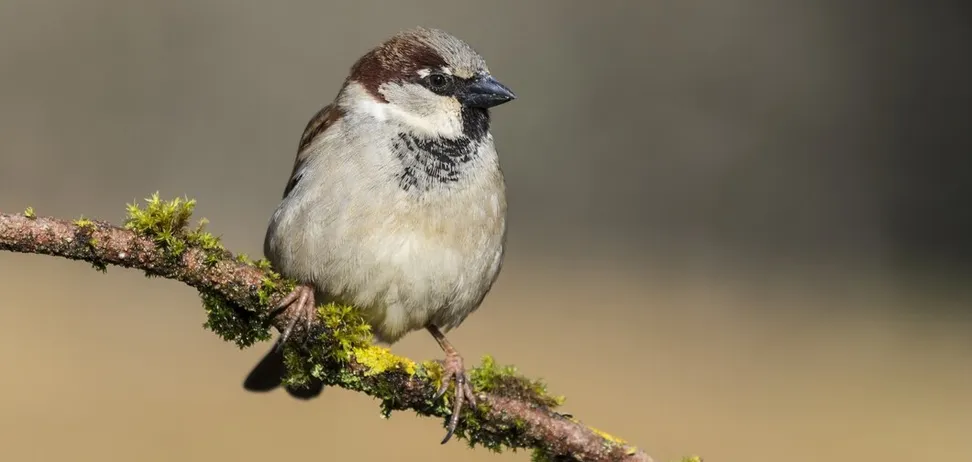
[323,215,503,344]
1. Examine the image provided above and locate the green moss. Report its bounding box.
[282,351,563,453]
[71,215,106,273]
[231,253,281,284]
[124,192,225,264]
[280,342,316,390]
[530,448,556,462]
[374,355,564,449]
[420,360,445,390]
[200,289,272,348]
[273,302,374,391]
[587,425,626,446]
[318,303,374,361]
[23,207,36,219]
[271,302,446,420]
[350,345,420,419]
[268,288,552,434]
[352,345,417,377]
[254,258,273,271]
[185,219,225,266]
[456,410,530,453]
[470,355,564,408]
[395,356,562,453]
[256,276,280,306]
[73,216,94,229]
[405,355,560,453]
[122,193,271,346]
[124,192,193,238]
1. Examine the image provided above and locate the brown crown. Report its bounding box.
[347,34,448,103]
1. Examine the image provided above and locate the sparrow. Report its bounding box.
[242,27,515,443]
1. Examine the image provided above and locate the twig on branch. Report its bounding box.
[0,196,661,462]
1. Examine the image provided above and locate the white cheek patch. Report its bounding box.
[354,96,389,121]
[345,80,464,138]
[388,103,463,138]
[356,84,464,138]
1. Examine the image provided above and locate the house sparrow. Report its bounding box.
[242,27,515,443]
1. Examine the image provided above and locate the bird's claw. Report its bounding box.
[272,284,317,350]
[434,351,477,444]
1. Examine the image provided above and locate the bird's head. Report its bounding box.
[341,27,516,140]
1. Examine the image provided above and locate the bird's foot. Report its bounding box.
[433,350,478,444]
[271,283,317,348]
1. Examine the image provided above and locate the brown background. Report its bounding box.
[2,1,970,461]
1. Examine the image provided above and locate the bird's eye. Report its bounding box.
[426,73,450,92]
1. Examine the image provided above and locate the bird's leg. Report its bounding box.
[272,283,318,349]
[427,325,477,444]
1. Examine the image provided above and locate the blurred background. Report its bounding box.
[1,1,970,461]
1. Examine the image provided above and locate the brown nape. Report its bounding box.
[348,35,448,103]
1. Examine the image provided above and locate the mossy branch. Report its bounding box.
[0,195,669,462]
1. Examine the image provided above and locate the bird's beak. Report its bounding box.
[459,74,516,108]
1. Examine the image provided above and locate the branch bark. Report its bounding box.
[0,209,653,462]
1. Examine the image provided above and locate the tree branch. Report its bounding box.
[0,199,658,462]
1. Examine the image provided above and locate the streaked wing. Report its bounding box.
[283,104,343,199]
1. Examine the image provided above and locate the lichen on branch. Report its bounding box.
[0,194,662,462]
